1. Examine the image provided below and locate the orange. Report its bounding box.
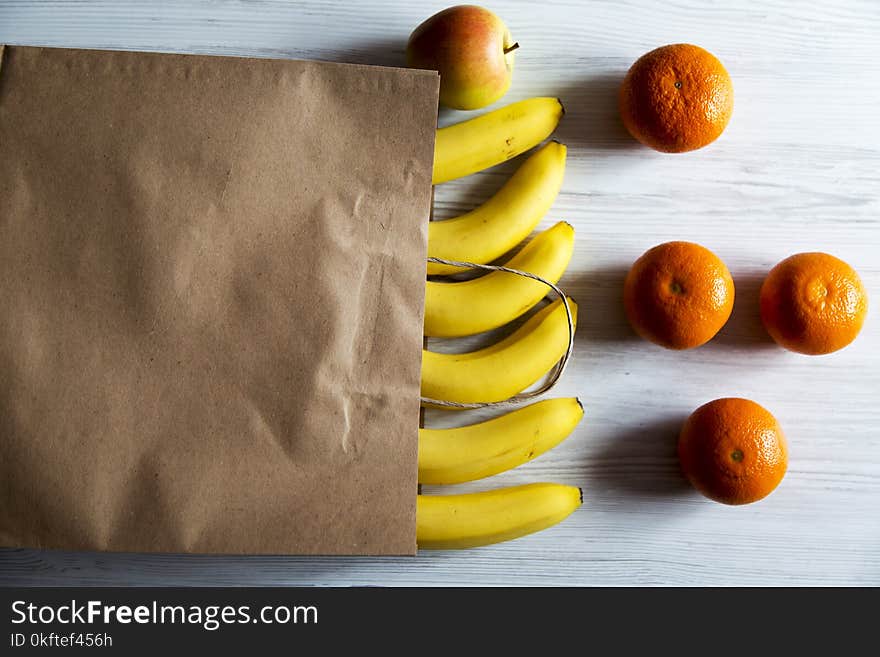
[678,398,787,505]
[760,252,867,355]
[619,44,733,152]
[623,241,734,349]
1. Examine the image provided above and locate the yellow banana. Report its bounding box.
[416,482,582,549]
[427,141,567,276]
[433,97,564,184]
[418,398,584,484]
[424,222,574,338]
[421,297,577,406]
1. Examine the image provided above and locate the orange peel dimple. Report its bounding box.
[619,43,734,153]
[761,252,867,355]
[624,241,734,350]
[679,398,788,505]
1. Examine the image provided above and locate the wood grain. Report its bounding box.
[1,0,878,586]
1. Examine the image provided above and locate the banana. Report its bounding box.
[421,297,577,406]
[433,97,564,184]
[416,482,582,549]
[418,398,584,484]
[427,141,567,276]
[424,222,574,338]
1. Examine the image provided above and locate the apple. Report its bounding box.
[407,5,518,110]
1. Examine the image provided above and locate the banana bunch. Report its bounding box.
[415,97,583,550]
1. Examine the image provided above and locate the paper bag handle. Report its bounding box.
[421,257,575,410]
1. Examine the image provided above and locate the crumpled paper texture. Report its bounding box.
[0,46,439,555]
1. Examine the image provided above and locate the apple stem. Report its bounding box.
[504,42,520,55]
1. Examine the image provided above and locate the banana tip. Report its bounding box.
[575,397,583,412]
[578,487,584,505]
[557,97,565,116]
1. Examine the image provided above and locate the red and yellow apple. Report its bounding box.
[407,5,518,110]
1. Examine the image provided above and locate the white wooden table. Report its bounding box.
[1,0,878,586]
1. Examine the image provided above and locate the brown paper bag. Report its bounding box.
[0,45,439,555]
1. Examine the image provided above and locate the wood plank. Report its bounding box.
[0,0,878,586]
